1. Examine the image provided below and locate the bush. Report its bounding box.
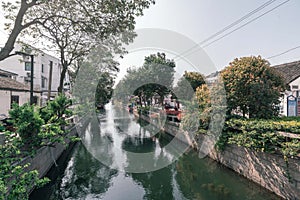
[9,103,44,149]
[0,95,73,199]
[217,117,300,159]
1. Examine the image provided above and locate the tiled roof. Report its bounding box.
[0,77,30,91]
[0,68,18,77]
[272,60,300,84]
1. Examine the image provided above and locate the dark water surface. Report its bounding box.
[30,104,280,200]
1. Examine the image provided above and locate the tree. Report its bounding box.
[141,52,176,105]
[114,52,176,106]
[95,72,114,107]
[174,71,205,101]
[71,42,121,110]
[1,0,155,92]
[182,71,205,91]
[221,56,286,118]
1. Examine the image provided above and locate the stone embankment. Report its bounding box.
[135,112,300,200]
[197,134,300,200]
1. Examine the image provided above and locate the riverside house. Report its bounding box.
[273,60,300,116]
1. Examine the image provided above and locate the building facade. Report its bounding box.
[0,72,40,115]
[0,42,70,105]
[273,60,300,116]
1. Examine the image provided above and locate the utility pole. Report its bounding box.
[47,61,53,101]
[30,54,34,105]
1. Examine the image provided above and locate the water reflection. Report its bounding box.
[58,145,118,199]
[81,104,188,173]
[30,104,280,200]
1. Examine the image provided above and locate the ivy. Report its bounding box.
[0,132,50,199]
[216,117,300,181]
[217,118,300,158]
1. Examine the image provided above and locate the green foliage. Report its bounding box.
[216,118,300,160]
[40,94,72,123]
[221,56,286,119]
[0,95,75,199]
[95,72,114,107]
[0,122,5,132]
[9,103,44,149]
[0,133,49,200]
[174,71,205,101]
[181,82,226,134]
[39,95,73,146]
[0,0,155,96]
[114,52,175,106]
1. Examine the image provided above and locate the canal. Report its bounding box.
[30,104,280,200]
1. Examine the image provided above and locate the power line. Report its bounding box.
[267,45,300,59]
[173,0,278,61]
[174,0,290,62]
[202,0,290,48]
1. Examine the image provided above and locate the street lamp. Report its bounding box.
[15,51,34,105]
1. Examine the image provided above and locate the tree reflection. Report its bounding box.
[55,145,118,199]
[130,167,174,200]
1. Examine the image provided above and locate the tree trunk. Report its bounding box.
[58,64,67,93]
[0,2,30,61]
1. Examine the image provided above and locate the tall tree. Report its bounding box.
[95,72,114,107]
[1,0,154,61]
[115,52,176,106]
[142,52,176,105]
[1,0,155,92]
[221,56,286,118]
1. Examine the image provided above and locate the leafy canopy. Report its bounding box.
[221,56,285,119]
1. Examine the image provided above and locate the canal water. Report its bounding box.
[30,104,280,200]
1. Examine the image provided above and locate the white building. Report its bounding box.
[0,42,70,105]
[273,60,300,116]
[0,69,40,115]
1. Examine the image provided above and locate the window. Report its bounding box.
[11,95,19,108]
[41,76,47,88]
[292,85,299,90]
[25,62,31,71]
[42,64,44,73]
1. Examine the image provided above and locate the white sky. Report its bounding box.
[133,0,300,67]
[1,0,300,83]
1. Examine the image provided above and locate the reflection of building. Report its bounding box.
[273,60,300,116]
[0,69,40,115]
[0,43,70,106]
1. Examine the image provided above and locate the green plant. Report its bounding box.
[0,95,76,199]
[40,94,72,124]
[216,117,300,180]
[0,132,49,200]
[9,103,44,150]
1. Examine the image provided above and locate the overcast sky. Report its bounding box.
[1,0,300,80]
[134,0,300,67]
[118,0,300,82]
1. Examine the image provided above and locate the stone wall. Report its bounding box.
[135,112,300,199]
[19,125,78,178]
[197,134,300,200]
